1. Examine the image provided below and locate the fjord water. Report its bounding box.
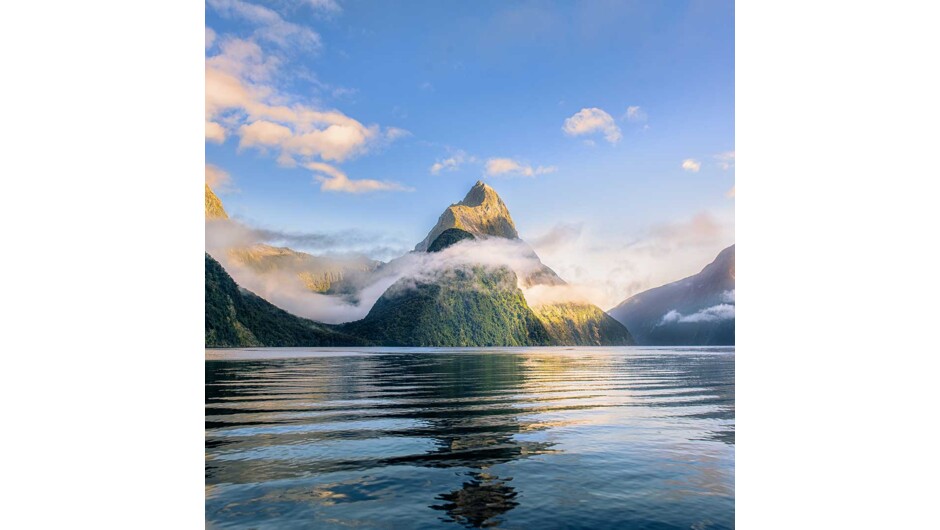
[206,348,734,529]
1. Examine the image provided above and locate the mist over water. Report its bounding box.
[206,348,734,529]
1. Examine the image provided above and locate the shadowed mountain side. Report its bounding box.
[427,228,476,252]
[205,254,369,347]
[609,245,735,346]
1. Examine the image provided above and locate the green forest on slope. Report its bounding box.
[533,302,634,346]
[205,253,368,347]
[339,265,553,347]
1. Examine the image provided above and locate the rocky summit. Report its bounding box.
[414,181,519,251]
[205,184,228,220]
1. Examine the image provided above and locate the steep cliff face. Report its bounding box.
[414,181,519,251]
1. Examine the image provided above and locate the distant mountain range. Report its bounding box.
[227,244,379,294]
[609,245,735,346]
[205,184,377,295]
[205,181,634,347]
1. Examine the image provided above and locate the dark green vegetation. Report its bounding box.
[338,264,634,347]
[205,254,367,347]
[340,266,553,347]
[427,228,476,252]
[610,245,735,346]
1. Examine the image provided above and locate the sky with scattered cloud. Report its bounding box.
[206,0,734,305]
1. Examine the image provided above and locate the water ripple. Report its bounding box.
[206,347,734,529]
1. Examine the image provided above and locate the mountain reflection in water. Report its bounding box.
[206,347,734,529]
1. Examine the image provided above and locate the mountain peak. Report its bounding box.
[460,180,500,207]
[414,181,519,251]
[205,184,228,220]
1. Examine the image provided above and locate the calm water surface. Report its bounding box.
[206,347,734,529]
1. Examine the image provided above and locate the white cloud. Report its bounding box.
[727,185,736,198]
[305,0,342,14]
[562,108,622,144]
[522,283,604,308]
[660,304,735,324]
[206,0,321,50]
[715,150,735,170]
[305,161,412,194]
[205,164,233,191]
[205,37,403,162]
[624,105,647,122]
[682,159,701,172]
[484,158,557,178]
[238,119,292,148]
[385,127,411,141]
[236,117,376,163]
[205,27,217,49]
[205,120,226,143]
[430,150,475,174]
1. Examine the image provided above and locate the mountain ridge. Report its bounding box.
[609,245,735,346]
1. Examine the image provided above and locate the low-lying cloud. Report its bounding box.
[206,218,408,260]
[660,303,735,324]
[207,223,602,323]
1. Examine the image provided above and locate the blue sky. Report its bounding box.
[206,0,734,305]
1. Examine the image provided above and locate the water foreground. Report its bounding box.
[206,347,734,529]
